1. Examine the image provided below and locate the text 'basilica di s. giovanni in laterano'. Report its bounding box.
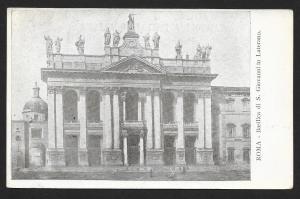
[12,14,250,168]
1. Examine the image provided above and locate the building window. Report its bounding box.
[227,147,235,162]
[243,148,250,163]
[225,98,235,111]
[242,124,250,138]
[34,114,38,120]
[31,128,42,139]
[226,123,236,137]
[242,98,250,111]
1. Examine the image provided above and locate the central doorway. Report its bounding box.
[64,135,79,166]
[164,135,176,165]
[185,136,196,165]
[128,135,140,165]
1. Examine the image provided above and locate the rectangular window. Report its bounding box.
[243,148,250,163]
[31,128,42,139]
[227,147,235,162]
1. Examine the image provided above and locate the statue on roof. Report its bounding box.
[128,14,135,32]
[143,33,150,48]
[113,30,120,47]
[75,35,85,55]
[204,45,212,60]
[44,35,53,57]
[54,37,63,54]
[104,28,111,46]
[194,44,212,60]
[175,41,182,59]
[152,32,160,49]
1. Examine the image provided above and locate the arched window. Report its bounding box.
[242,98,250,112]
[162,92,175,123]
[87,90,100,123]
[226,123,236,137]
[242,123,250,138]
[184,93,196,123]
[63,90,78,122]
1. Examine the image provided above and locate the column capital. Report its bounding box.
[138,92,146,102]
[153,88,161,95]
[47,86,56,94]
[140,129,146,137]
[120,91,127,102]
[55,86,64,94]
[78,87,88,95]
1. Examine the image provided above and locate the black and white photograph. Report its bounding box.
[7,8,292,189]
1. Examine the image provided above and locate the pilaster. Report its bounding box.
[78,88,88,166]
[153,89,161,149]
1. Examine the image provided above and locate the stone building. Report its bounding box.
[12,14,250,168]
[212,86,251,164]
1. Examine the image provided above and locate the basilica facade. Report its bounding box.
[11,15,250,168]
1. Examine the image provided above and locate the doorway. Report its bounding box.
[185,136,196,165]
[164,136,176,165]
[127,135,140,165]
[87,135,101,166]
[64,135,79,166]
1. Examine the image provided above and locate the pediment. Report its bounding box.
[102,56,164,74]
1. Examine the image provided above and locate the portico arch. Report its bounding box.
[86,90,100,123]
[183,92,196,123]
[162,91,175,123]
[125,91,139,121]
[63,89,78,122]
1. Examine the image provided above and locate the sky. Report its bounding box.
[10,9,250,120]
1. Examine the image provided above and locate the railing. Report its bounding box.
[64,122,80,129]
[87,121,103,129]
[121,120,146,129]
[162,122,178,130]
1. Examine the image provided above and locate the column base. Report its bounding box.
[78,148,89,166]
[46,148,65,166]
[176,148,186,165]
[146,149,163,165]
[102,149,123,166]
[196,148,214,165]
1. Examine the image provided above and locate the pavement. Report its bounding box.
[12,164,250,181]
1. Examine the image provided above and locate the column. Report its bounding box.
[153,90,161,149]
[78,88,88,166]
[145,91,153,149]
[122,130,128,166]
[175,91,184,148]
[205,97,212,149]
[196,94,205,148]
[103,89,112,149]
[99,91,104,122]
[113,90,120,149]
[175,90,186,165]
[56,87,64,149]
[46,87,65,166]
[47,87,55,149]
[140,130,144,166]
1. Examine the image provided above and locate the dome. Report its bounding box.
[23,97,48,114]
[22,82,48,114]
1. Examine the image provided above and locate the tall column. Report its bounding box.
[78,88,88,166]
[175,90,186,165]
[46,87,65,166]
[113,90,120,149]
[205,96,212,149]
[145,91,153,149]
[153,90,161,149]
[103,89,112,149]
[195,90,213,165]
[138,96,142,121]
[47,87,56,149]
[55,87,64,149]
[196,94,205,148]
[140,130,144,166]
[122,130,128,166]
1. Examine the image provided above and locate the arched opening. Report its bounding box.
[63,90,78,122]
[184,93,196,123]
[162,92,175,123]
[226,123,236,137]
[87,90,100,123]
[126,91,139,121]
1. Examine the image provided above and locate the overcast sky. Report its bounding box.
[10,9,250,120]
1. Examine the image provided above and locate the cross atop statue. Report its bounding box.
[128,14,135,32]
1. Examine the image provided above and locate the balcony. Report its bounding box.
[183,122,198,131]
[121,120,146,129]
[87,121,103,130]
[64,122,80,130]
